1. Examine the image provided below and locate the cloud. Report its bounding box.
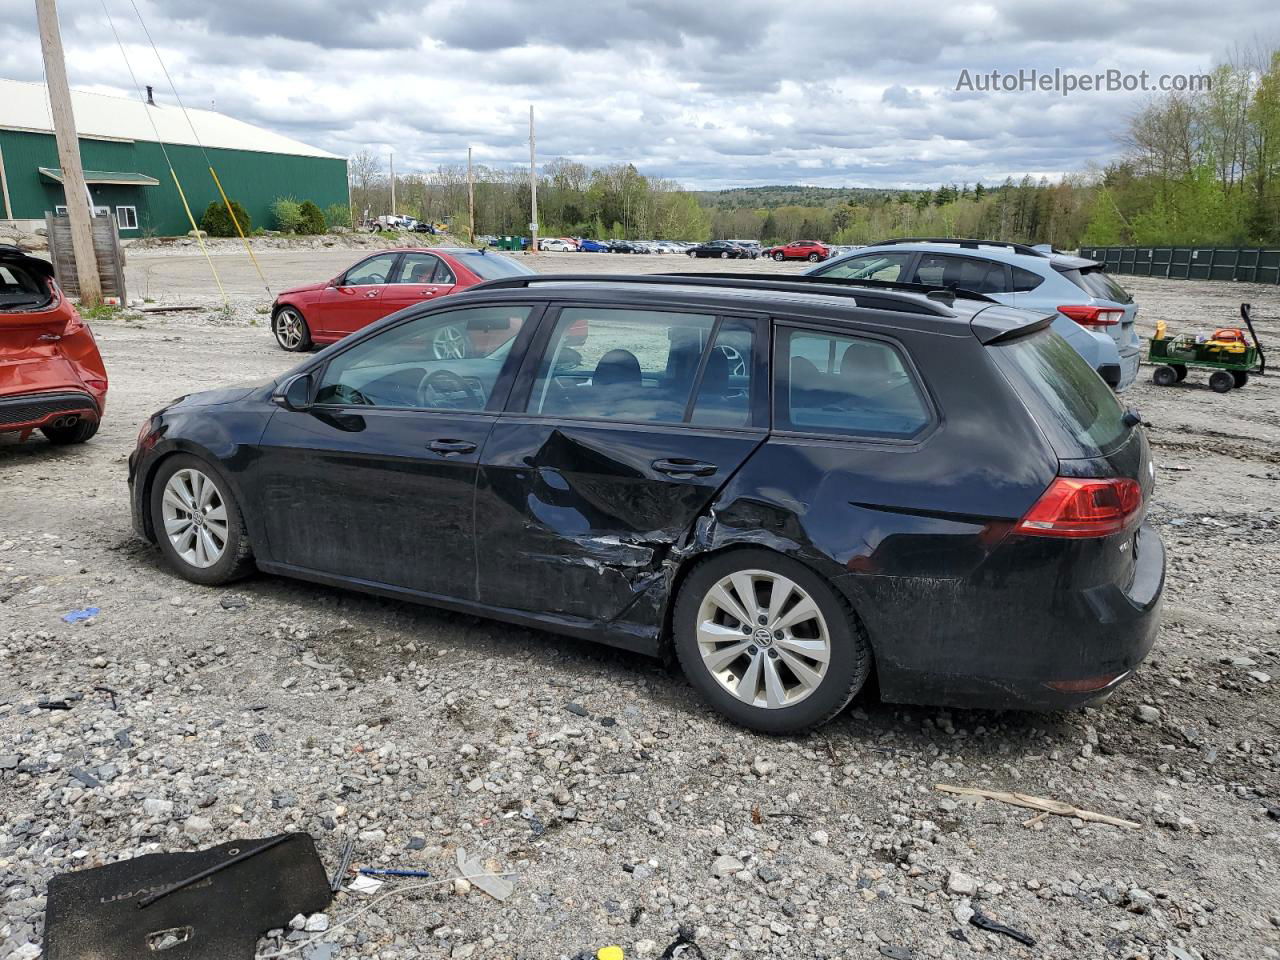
[1,0,1267,188]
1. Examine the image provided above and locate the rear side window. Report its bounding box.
[990,330,1128,458]
[0,263,52,310]
[776,328,931,439]
[1060,266,1133,304]
[913,254,1008,294]
[526,307,716,423]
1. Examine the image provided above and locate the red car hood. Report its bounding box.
[277,280,329,298]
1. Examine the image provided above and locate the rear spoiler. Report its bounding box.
[971,304,1055,344]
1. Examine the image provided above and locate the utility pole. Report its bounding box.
[467,146,475,245]
[389,152,395,218]
[528,105,538,253]
[35,0,101,305]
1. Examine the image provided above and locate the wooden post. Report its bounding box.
[467,147,475,245]
[528,106,538,253]
[0,144,13,220]
[389,152,395,219]
[35,0,101,305]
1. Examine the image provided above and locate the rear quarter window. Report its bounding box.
[1060,266,1133,304]
[456,253,533,280]
[990,330,1128,459]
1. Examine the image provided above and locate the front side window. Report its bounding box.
[777,327,930,439]
[816,252,913,282]
[342,253,398,286]
[913,255,1008,294]
[315,305,532,410]
[526,307,716,423]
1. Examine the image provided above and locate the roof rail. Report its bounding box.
[464,273,989,314]
[868,237,1049,258]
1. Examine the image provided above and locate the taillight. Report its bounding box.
[1015,476,1143,538]
[1059,305,1124,327]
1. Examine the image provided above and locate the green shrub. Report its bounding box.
[324,203,352,230]
[272,197,303,233]
[199,199,252,237]
[298,200,326,235]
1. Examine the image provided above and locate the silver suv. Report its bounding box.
[806,239,1140,391]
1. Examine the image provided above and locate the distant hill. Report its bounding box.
[694,185,927,210]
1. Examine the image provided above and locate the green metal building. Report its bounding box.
[0,78,347,237]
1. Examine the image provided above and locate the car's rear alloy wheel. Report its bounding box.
[807,253,821,262]
[432,323,468,360]
[720,251,730,258]
[674,549,870,732]
[273,307,311,352]
[151,455,254,585]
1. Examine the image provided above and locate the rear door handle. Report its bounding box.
[652,458,717,477]
[428,439,477,455]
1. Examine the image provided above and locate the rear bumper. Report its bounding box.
[847,523,1166,712]
[0,390,99,434]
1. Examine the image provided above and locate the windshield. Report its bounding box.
[990,329,1129,459]
[456,252,534,280]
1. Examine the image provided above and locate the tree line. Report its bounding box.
[348,42,1279,248]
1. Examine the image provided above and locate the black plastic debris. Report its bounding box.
[879,946,915,960]
[969,908,1036,947]
[1265,802,1280,821]
[565,702,589,717]
[44,833,331,960]
[68,767,101,788]
[660,925,705,959]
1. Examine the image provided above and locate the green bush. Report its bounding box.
[199,199,251,237]
[272,197,303,233]
[324,203,351,230]
[298,200,326,235]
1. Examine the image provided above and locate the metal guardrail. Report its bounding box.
[1080,246,1280,285]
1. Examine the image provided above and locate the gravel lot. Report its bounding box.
[2,248,1279,960]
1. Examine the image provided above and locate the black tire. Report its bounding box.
[40,417,99,445]
[272,306,312,352]
[720,251,729,258]
[773,252,786,261]
[149,454,255,586]
[1209,370,1234,393]
[1152,365,1178,387]
[807,253,821,262]
[687,250,697,257]
[1171,364,1187,382]
[672,548,871,734]
[1232,370,1249,387]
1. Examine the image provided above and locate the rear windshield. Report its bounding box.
[0,263,53,311]
[990,330,1128,459]
[1060,266,1133,304]
[456,252,533,280]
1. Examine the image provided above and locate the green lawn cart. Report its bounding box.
[1149,302,1266,393]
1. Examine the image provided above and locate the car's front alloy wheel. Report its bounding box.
[273,307,311,352]
[151,455,254,585]
[674,548,870,732]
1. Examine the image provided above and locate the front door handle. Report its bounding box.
[428,438,477,455]
[652,457,717,477]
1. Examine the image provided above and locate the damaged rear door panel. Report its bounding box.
[474,307,767,646]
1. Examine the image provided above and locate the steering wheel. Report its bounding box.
[328,383,372,406]
[356,273,385,285]
[417,369,482,408]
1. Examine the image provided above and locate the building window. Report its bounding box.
[54,205,68,215]
[116,206,138,230]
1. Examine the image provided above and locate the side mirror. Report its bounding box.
[327,276,340,288]
[274,372,314,412]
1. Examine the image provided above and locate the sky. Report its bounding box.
[1,0,1273,191]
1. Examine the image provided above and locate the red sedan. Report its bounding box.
[270,247,534,353]
[763,240,831,262]
[0,245,108,445]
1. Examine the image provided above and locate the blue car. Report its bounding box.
[577,238,610,253]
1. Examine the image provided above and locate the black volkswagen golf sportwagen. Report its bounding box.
[129,273,1165,733]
